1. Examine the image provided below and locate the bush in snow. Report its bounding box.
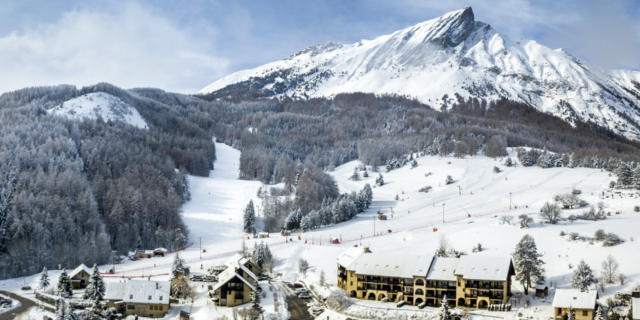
[602,233,623,247]
[493,166,502,173]
[634,206,640,212]
[298,258,309,276]
[326,290,352,311]
[418,186,432,193]
[472,243,483,253]
[350,168,360,181]
[411,159,418,168]
[504,157,514,167]
[445,175,455,185]
[554,193,588,209]
[375,174,385,186]
[594,229,606,241]
[519,214,533,228]
[500,215,514,225]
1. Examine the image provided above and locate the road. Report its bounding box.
[278,283,314,320]
[0,291,36,320]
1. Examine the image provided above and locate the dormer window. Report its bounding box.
[148,295,152,300]
[129,294,133,299]
[159,296,163,301]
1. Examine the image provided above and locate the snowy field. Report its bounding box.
[2,142,640,319]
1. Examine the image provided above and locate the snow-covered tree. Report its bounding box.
[513,234,545,295]
[438,295,451,320]
[594,306,604,320]
[541,202,561,224]
[504,157,514,167]
[57,268,72,298]
[571,260,597,291]
[252,242,273,272]
[39,266,50,290]
[616,162,633,187]
[600,255,619,284]
[243,200,256,234]
[350,168,360,181]
[171,274,192,299]
[83,264,105,301]
[284,208,302,230]
[519,214,533,228]
[172,253,186,278]
[375,174,384,186]
[568,307,575,320]
[249,286,263,320]
[0,165,17,253]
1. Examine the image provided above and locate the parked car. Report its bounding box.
[297,292,312,299]
[293,282,304,288]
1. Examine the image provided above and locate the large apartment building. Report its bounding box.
[337,246,514,309]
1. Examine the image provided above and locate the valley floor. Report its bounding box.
[2,143,640,320]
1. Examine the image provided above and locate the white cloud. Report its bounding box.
[0,3,229,93]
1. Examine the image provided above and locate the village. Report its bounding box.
[2,142,640,320]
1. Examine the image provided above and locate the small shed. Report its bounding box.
[257,232,269,239]
[535,284,549,298]
[134,250,153,259]
[330,238,340,244]
[153,248,168,257]
[179,310,191,320]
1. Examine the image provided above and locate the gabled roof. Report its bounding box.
[212,266,256,292]
[69,264,92,278]
[552,289,598,310]
[631,298,639,320]
[454,255,513,281]
[426,257,459,281]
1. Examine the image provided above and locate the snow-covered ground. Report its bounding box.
[3,143,640,319]
[48,92,149,129]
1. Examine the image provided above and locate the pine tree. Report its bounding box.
[83,264,105,301]
[438,294,451,320]
[172,253,186,278]
[57,268,72,298]
[284,208,302,230]
[616,163,633,187]
[571,260,597,291]
[243,200,256,234]
[594,306,604,320]
[568,307,575,320]
[375,174,384,186]
[39,266,50,291]
[513,234,545,295]
[249,286,263,320]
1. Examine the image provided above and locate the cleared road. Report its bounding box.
[0,291,36,320]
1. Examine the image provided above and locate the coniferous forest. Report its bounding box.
[2,83,640,278]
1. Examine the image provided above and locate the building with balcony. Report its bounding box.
[336,246,514,309]
[211,256,261,307]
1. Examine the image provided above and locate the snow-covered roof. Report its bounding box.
[69,264,92,279]
[153,248,167,252]
[104,281,126,301]
[212,266,256,292]
[347,250,431,278]
[426,257,459,281]
[454,255,513,281]
[632,298,640,320]
[123,279,170,305]
[336,246,364,269]
[552,289,597,310]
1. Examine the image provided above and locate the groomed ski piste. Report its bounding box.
[3,140,640,319]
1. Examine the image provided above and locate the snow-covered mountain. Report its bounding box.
[200,7,640,139]
[48,92,149,129]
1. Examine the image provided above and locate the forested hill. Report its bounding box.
[0,83,216,278]
[2,83,640,279]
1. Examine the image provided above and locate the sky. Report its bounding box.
[0,0,638,94]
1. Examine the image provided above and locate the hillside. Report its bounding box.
[48,92,149,129]
[200,7,640,140]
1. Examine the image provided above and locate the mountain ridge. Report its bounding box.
[199,7,640,140]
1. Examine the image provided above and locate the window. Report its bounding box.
[148,295,152,300]
[127,305,134,310]
[159,296,163,301]
[582,311,588,316]
[129,294,133,299]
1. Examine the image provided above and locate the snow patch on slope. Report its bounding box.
[48,92,149,129]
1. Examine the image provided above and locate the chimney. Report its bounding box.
[156,282,159,289]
